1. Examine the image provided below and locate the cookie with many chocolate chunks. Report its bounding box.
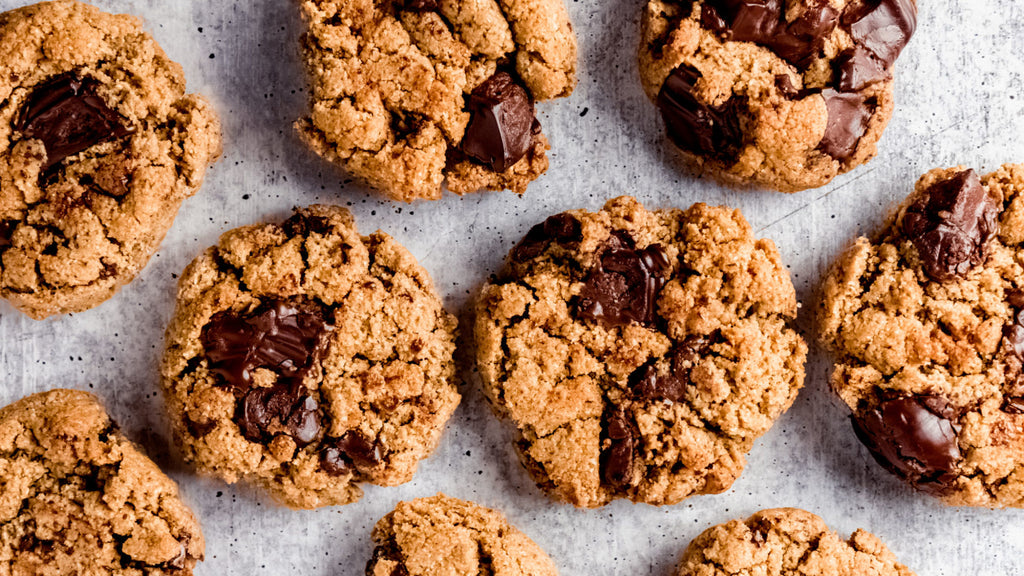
[0,0,221,319]
[0,389,205,575]
[366,494,558,576]
[476,196,807,507]
[295,0,577,202]
[819,164,1024,507]
[160,205,460,509]
[639,0,916,192]
[676,508,915,576]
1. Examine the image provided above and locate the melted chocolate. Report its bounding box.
[576,231,671,328]
[602,408,638,488]
[320,431,384,476]
[510,212,582,262]
[657,65,744,160]
[462,72,537,172]
[818,89,872,161]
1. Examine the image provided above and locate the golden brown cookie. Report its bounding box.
[639,0,916,192]
[0,0,222,319]
[819,164,1024,507]
[295,0,577,202]
[160,205,460,509]
[0,389,204,575]
[475,196,807,508]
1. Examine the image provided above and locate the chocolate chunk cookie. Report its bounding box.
[475,196,807,507]
[295,0,577,202]
[160,205,460,509]
[0,389,204,574]
[0,1,222,319]
[366,494,558,576]
[818,164,1024,507]
[676,508,915,576]
[639,0,916,192]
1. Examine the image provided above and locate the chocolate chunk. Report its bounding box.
[1004,398,1024,415]
[770,2,840,66]
[775,74,799,98]
[320,431,384,476]
[846,0,917,68]
[602,408,638,488]
[576,231,671,328]
[510,212,582,262]
[630,336,710,402]
[238,385,322,445]
[836,45,891,92]
[818,89,872,160]
[201,299,328,392]
[703,0,839,67]
[462,72,536,172]
[1003,309,1024,360]
[282,212,333,236]
[366,538,409,576]
[851,395,961,494]
[902,169,998,282]
[657,65,744,160]
[16,73,134,169]
[287,396,321,445]
[0,220,14,249]
[403,0,438,10]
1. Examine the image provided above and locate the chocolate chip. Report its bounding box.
[320,431,383,476]
[510,212,582,262]
[238,385,322,445]
[286,396,321,445]
[703,0,839,67]
[769,2,840,66]
[201,299,328,392]
[282,212,332,237]
[902,169,998,282]
[576,232,671,328]
[462,72,536,172]
[851,395,961,494]
[366,538,409,576]
[657,65,744,160]
[836,45,891,92]
[602,408,638,488]
[16,72,134,169]
[845,0,917,69]
[818,89,872,160]
[0,220,14,249]
[630,336,710,402]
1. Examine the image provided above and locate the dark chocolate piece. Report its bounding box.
[852,395,961,494]
[818,89,872,160]
[576,231,671,328]
[282,212,332,237]
[403,0,439,11]
[0,220,14,249]
[365,538,409,576]
[836,45,891,92]
[703,0,839,67]
[238,384,322,445]
[510,212,582,262]
[462,72,536,172]
[602,408,638,488]
[657,65,744,160]
[320,431,384,476]
[16,72,133,169]
[630,336,710,402]
[846,0,917,68]
[902,169,998,282]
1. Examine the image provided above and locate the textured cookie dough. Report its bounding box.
[0,0,221,319]
[295,0,577,202]
[476,196,807,508]
[676,508,915,576]
[0,389,204,575]
[366,494,558,576]
[160,205,460,509]
[639,0,916,192]
[819,164,1024,508]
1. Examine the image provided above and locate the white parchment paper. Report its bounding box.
[1,0,1023,574]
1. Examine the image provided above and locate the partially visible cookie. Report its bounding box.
[0,389,204,575]
[0,0,221,319]
[160,205,460,509]
[295,0,577,202]
[819,164,1024,508]
[639,0,916,192]
[475,196,807,508]
[366,494,558,576]
[676,508,915,576]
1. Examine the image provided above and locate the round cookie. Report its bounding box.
[819,164,1024,507]
[0,389,204,575]
[295,0,577,202]
[366,494,558,576]
[475,196,807,508]
[676,508,915,576]
[160,205,460,509]
[638,0,916,192]
[0,0,221,319]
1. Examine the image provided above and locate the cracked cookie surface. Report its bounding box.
[475,196,806,508]
[676,508,915,576]
[819,164,1024,508]
[366,494,558,576]
[160,205,460,509]
[0,389,204,575]
[0,0,222,319]
[295,0,577,202]
[639,0,916,192]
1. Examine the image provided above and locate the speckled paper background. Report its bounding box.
[1,0,1023,574]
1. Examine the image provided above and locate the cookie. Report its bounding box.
[366,494,558,576]
[676,508,915,576]
[0,389,204,574]
[295,0,577,202]
[639,0,916,192]
[475,196,807,507]
[819,164,1024,507]
[0,0,222,319]
[160,205,460,509]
